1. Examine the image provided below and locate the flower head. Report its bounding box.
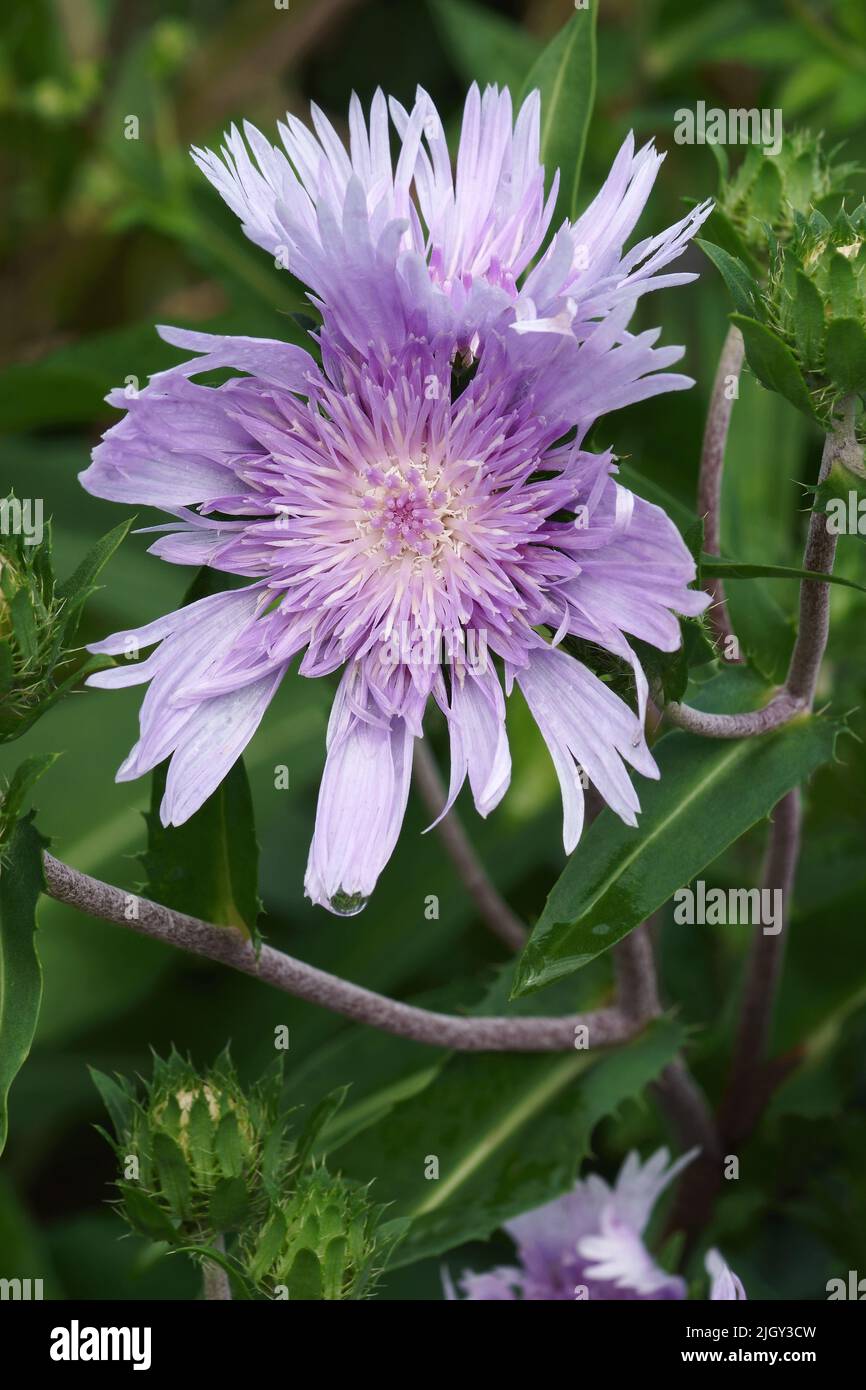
[81,86,710,914]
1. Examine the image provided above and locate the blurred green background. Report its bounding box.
[2,0,866,1300]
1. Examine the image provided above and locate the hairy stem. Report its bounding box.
[41,852,640,1053]
[664,399,855,738]
[613,919,660,1019]
[663,690,805,739]
[698,324,744,652]
[784,404,849,703]
[412,741,527,950]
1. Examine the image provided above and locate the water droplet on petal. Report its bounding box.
[328,888,369,917]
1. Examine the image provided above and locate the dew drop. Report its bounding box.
[328,888,369,917]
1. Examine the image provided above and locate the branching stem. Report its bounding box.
[41,852,647,1054]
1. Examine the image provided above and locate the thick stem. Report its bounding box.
[698,324,744,652]
[667,789,802,1249]
[613,920,660,1020]
[41,852,638,1053]
[621,922,722,1160]
[667,402,858,1248]
[663,400,857,739]
[784,412,848,703]
[719,788,802,1145]
[202,1235,231,1301]
[663,690,805,739]
[412,741,527,951]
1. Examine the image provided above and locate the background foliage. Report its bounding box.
[1,0,866,1300]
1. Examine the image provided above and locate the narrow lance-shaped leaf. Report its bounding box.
[0,817,46,1155]
[731,313,817,418]
[696,239,761,317]
[0,754,60,846]
[141,757,261,939]
[511,683,840,998]
[520,1,598,225]
[792,270,825,367]
[55,518,132,637]
[335,1016,684,1269]
[701,556,866,595]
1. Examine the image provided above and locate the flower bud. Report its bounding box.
[244,1168,398,1300]
[1,505,128,742]
[94,1048,283,1244]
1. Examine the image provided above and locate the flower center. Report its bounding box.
[359,458,452,560]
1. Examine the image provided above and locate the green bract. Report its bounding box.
[92,1048,286,1245]
[243,1166,399,1301]
[713,133,858,263]
[702,137,866,422]
[0,505,129,743]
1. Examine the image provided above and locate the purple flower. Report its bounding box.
[80,86,710,916]
[445,1149,746,1301]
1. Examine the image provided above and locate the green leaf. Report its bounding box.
[828,253,860,319]
[702,556,866,595]
[428,0,540,90]
[792,271,826,367]
[698,207,761,275]
[292,1086,349,1173]
[337,1016,683,1268]
[0,817,45,1155]
[247,1206,288,1286]
[285,1247,323,1300]
[55,520,132,636]
[750,157,784,223]
[511,697,840,998]
[1,755,59,846]
[152,1132,192,1220]
[207,1176,250,1232]
[696,239,761,317]
[214,1111,245,1179]
[186,1090,215,1172]
[141,756,260,938]
[731,313,817,417]
[117,1184,179,1243]
[825,317,866,394]
[520,1,598,225]
[89,1067,136,1142]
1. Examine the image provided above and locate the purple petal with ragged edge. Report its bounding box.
[516,643,658,851]
[304,666,417,915]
